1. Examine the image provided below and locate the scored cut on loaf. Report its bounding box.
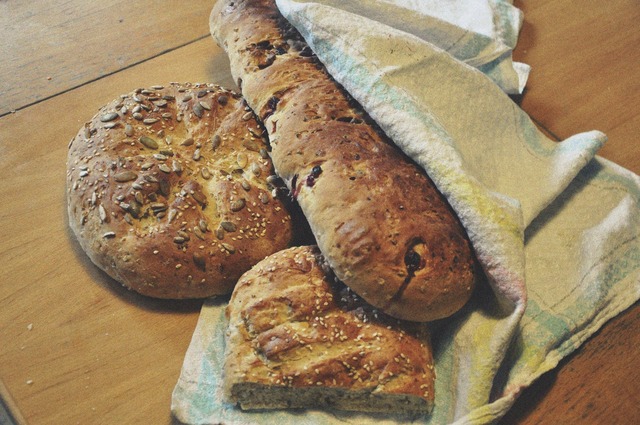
[211,0,477,322]
[67,82,294,299]
[224,245,436,415]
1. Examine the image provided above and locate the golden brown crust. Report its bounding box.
[224,245,435,414]
[66,82,293,298]
[211,0,476,321]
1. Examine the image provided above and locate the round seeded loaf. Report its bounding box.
[211,0,476,321]
[224,245,435,415]
[66,82,293,298]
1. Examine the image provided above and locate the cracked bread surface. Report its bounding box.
[223,245,435,414]
[211,0,476,321]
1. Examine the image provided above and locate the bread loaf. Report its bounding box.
[224,245,435,414]
[211,0,476,321]
[66,82,293,298]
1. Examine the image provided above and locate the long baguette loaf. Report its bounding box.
[211,0,476,321]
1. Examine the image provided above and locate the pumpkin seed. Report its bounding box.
[193,253,206,270]
[221,243,236,254]
[139,136,158,149]
[236,153,248,169]
[191,191,207,206]
[230,198,245,212]
[220,221,237,232]
[100,112,118,122]
[114,171,137,182]
[193,102,204,118]
[124,124,134,137]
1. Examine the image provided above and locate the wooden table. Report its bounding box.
[1,0,638,424]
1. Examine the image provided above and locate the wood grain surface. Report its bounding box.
[0,0,638,424]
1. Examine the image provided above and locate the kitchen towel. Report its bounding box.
[172,1,640,423]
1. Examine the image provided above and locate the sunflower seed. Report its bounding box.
[134,192,144,204]
[259,148,269,159]
[158,164,171,173]
[99,205,107,222]
[143,174,158,183]
[181,138,194,146]
[201,167,211,180]
[211,134,221,150]
[217,95,228,105]
[143,118,159,125]
[215,228,225,240]
[167,208,177,223]
[154,100,167,108]
[153,153,168,161]
[104,122,118,129]
[114,171,137,182]
[100,112,118,122]
[141,162,154,171]
[241,179,251,191]
[133,112,144,121]
[103,231,116,238]
[181,94,192,102]
[242,111,253,121]
[172,160,183,174]
[193,148,201,161]
[139,136,158,149]
[173,236,186,244]
[198,219,208,233]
